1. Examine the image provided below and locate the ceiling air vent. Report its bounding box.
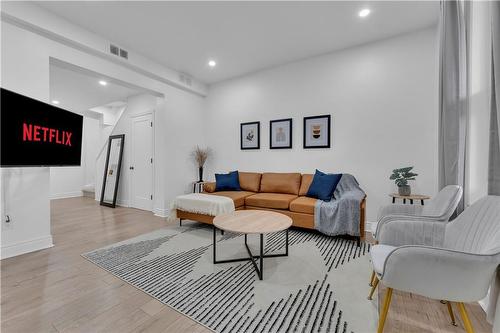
[108,44,128,60]
[119,48,128,59]
[109,44,119,56]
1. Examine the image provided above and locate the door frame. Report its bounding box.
[129,110,155,212]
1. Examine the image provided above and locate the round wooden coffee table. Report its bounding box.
[213,210,292,280]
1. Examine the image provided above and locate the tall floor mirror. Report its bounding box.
[100,134,125,208]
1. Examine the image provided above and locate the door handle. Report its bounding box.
[129,166,134,170]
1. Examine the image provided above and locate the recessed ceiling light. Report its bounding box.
[359,8,371,18]
[208,60,217,68]
[99,80,108,86]
[52,100,60,105]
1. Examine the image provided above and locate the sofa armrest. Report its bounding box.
[377,204,423,221]
[377,217,446,247]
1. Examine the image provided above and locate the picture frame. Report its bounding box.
[100,134,125,208]
[270,118,292,149]
[303,115,331,148]
[240,121,260,150]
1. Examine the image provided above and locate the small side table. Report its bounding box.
[192,181,208,193]
[390,193,430,205]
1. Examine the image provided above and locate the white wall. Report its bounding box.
[82,116,102,186]
[1,19,54,258]
[467,1,492,205]
[1,5,206,258]
[205,28,439,222]
[49,167,83,199]
[49,116,101,199]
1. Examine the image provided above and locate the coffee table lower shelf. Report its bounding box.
[212,226,289,280]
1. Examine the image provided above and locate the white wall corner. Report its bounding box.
[1,235,54,259]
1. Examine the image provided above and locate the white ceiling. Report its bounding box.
[50,63,144,114]
[39,1,439,84]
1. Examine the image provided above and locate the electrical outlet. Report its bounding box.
[3,215,13,229]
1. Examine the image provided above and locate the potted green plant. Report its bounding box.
[390,166,418,196]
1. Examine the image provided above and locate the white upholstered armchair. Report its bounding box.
[370,196,500,333]
[368,185,463,298]
[373,185,463,247]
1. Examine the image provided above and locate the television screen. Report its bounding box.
[1,88,83,167]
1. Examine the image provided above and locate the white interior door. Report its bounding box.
[130,113,153,211]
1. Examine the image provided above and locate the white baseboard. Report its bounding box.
[93,197,129,207]
[116,199,129,207]
[1,235,53,259]
[50,191,83,200]
[153,207,169,218]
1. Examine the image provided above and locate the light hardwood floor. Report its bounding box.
[1,197,492,333]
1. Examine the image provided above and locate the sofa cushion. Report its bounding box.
[260,173,301,195]
[208,191,255,208]
[245,193,298,209]
[239,172,262,192]
[290,196,318,214]
[215,171,241,191]
[299,174,314,196]
[306,170,342,201]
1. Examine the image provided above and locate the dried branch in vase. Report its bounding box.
[191,146,212,167]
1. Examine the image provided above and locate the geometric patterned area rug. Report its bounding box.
[83,221,378,332]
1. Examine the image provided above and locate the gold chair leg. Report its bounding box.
[369,270,376,286]
[377,287,393,333]
[368,276,379,300]
[457,302,475,333]
[446,301,457,326]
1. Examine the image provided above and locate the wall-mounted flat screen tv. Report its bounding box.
[1,88,83,167]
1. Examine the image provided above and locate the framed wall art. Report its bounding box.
[240,121,260,150]
[303,115,331,148]
[270,118,292,149]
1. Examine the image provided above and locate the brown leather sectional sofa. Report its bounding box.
[176,172,366,241]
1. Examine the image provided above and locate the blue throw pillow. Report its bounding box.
[306,169,342,201]
[215,171,241,191]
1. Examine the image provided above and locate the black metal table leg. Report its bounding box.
[403,198,406,204]
[421,199,425,205]
[213,225,217,263]
[410,199,414,204]
[213,229,289,280]
[392,197,395,204]
[259,234,264,280]
[285,229,289,256]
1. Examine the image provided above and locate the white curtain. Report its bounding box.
[489,1,500,195]
[438,0,470,213]
[486,3,500,330]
